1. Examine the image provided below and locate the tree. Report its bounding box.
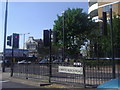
[112,15,120,57]
[53,8,98,58]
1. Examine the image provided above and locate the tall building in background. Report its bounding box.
[88,0,120,22]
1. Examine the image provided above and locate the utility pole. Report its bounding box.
[2,0,8,72]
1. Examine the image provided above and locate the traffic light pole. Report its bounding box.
[102,4,116,79]
[11,34,14,77]
[2,0,8,72]
[11,43,14,77]
[109,6,115,79]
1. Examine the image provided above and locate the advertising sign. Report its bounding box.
[58,66,83,74]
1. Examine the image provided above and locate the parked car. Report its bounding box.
[0,60,11,67]
[0,60,3,64]
[0,60,3,67]
[39,59,48,64]
[97,78,120,89]
[73,62,82,67]
[53,59,62,63]
[17,60,31,64]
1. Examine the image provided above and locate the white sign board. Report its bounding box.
[58,66,83,74]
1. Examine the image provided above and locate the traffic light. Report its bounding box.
[7,35,12,46]
[53,31,58,43]
[102,12,107,36]
[13,33,19,48]
[43,30,50,47]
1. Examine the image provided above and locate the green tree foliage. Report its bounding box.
[53,8,98,58]
[113,16,120,46]
[112,15,120,57]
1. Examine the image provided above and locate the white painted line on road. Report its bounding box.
[0,80,9,83]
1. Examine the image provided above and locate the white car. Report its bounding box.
[73,62,82,67]
[18,60,31,64]
[0,60,3,64]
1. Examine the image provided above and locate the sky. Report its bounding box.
[0,2,88,52]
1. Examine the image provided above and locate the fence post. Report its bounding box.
[26,59,28,79]
[11,46,14,77]
[83,57,86,88]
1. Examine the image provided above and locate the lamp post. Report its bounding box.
[62,11,65,62]
[2,0,8,72]
[19,33,30,58]
[20,33,30,49]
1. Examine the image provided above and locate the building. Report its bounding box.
[98,1,120,19]
[26,37,43,57]
[88,0,120,22]
[1,49,29,61]
[88,0,99,22]
[5,49,28,57]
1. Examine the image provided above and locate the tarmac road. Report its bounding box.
[2,80,38,88]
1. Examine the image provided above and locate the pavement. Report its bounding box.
[0,67,96,90]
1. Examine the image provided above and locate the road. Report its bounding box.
[0,67,39,89]
[2,80,38,88]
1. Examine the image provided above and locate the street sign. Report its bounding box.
[58,66,83,74]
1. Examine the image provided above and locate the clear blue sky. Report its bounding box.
[0,2,88,52]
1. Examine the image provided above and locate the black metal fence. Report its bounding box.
[84,58,120,87]
[9,57,120,88]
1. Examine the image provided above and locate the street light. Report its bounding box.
[2,0,8,72]
[19,33,30,58]
[20,33,30,49]
[62,11,65,62]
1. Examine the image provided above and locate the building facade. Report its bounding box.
[26,37,43,57]
[88,0,99,22]
[88,0,120,21]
